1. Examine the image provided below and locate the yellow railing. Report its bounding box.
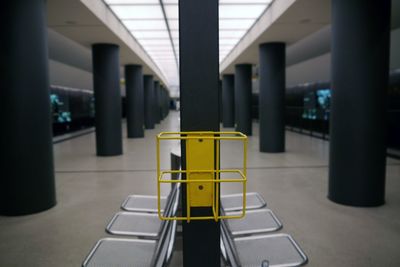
[156,131,248,222]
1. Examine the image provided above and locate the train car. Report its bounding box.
[251,69,400,155]
[50,85,95,136]
[284,81,331,137]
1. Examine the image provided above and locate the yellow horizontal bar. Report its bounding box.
[158,131,247,138]
[158,178,246,183]
[161,169,242,173]
[158,213,245,221]
[158,171,247,182]
[159,169,245,176]
[158,136,247,141]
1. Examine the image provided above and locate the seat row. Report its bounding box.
[82,148,308,266]
[82,183,180,267]
[220,193,308,267]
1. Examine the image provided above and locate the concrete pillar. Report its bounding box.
[125,64,144,138]
[219,79,223,123]
[259,42,286,152]
[329,0,391,206]
[222,74,235,127]
[234,64,252,135]
[154,80,160,124]
[92,44,123,156]
[179,0,220,266]
[144,75,155,129]
[0,0,56,215]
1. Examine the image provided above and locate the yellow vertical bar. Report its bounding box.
[212,135,216,221]
[212,170,216,221]
[215,137,220,221]
[185,136,190,222]
[186,171,191,222]
[243,138,247,177]
[156,137,161,218]
[243,138,247,216]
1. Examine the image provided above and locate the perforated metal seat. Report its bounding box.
[121,194,167,213]
[221,207,308,267]
[221,192,266,212]
[225,208,282,237]
[234,234,308,267]
[107,183,180,240]
[84,187,180,267]
[82,238,157,267]
[85,193,179,267]
[106,212,162,239]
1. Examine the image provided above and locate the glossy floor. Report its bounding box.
[0,111,399,266]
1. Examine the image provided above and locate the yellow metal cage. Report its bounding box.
[156,131,248,222]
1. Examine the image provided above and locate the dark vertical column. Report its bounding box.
[161,87,166,119]
[158,84,163,121]
[219,79,223,123]
[92,44,122,156]
[154,81,160,124]
[180,0,220,266]
[144,75,155,129]
[125,64,144,138]
[234,64,253,135]
[0,0,56,215]
[165,90,170,117]
[167,91,170,116]
[159,85,163,120]
[163,87,167,119]
[259,42,286,152]
[222,74,235,127]
[329,0,390,206]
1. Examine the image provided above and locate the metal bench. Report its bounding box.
[121,191,266,215]
[83,218,177,267]
[224,208,282,237]
[221,192,266,212]
[106,184,179,238]
[82,181,180,267]
[121,194,168,213]
[220,207,308,267]
[118,148,180,214]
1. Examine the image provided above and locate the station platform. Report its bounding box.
[0,111,399,267]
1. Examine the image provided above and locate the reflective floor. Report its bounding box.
[0,111,399,266]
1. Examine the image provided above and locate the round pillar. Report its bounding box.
[234,64,252,135]
[144,75,155,129]
[125,65,144,138]
[222,74,235,127]
[329,0,391,206]
[0,0,56,215]
[92,44,123,156]
[154,81,160,124]
[259,42,286,152]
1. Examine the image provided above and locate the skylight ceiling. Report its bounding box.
[105,0,272,89]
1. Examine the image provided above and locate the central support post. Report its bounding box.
[179,0,220,266]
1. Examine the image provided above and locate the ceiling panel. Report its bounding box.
[110,5,164,19]
[105,0,273,87]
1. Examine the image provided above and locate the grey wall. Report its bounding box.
[286,53,331,87]
[48,28,92,72]
[49,59,93,89]
[48,28,93,90]
[285,27,400,86]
